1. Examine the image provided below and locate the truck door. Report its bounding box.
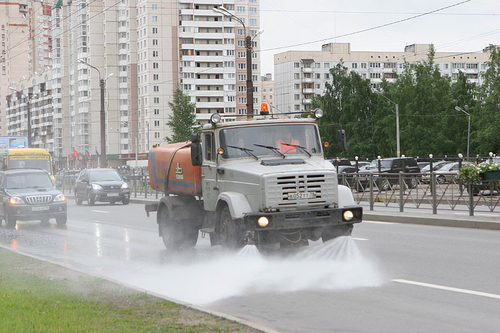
[201,132,218,211]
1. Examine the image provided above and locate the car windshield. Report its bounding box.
[6,172,53,189]
[89,170,122,182]
[219,124,322,159]
[421,161,449,172]
[367,160,393,169]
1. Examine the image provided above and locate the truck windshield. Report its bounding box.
[219,124,322,159]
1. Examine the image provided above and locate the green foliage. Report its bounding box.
[475,45,500,153]
[313,44,500,159]
[165,85,202,143]
[0,249,253,332]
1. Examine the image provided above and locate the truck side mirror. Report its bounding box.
[191,133,202,166]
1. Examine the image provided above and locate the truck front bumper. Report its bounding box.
[243,206,362,231]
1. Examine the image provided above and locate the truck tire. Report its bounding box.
[159,203,198,250]
[219,207,244,250]
[321,224,353,243]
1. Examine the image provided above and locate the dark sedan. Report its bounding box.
[0,169,67,228]
[74,168,130,205]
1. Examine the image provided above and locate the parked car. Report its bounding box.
[434,161,474,184]
[355,157,421,191]
[421,161,452,183]
[74,168,130,205]
[0,168,67,228]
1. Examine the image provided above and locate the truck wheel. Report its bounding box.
[159,204,198,250]
[321,224,353,243]
[219,207,244,250]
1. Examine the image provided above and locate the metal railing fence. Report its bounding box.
[338,172,500,216]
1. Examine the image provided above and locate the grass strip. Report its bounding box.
[0,248,259,332]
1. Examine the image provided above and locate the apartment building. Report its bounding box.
[274,43,492,114]
[179,0,261,122]
[261,73,273,109]
[1,0,52,137]
[5,0,261,167]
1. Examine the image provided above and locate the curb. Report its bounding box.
[363,212,500,230]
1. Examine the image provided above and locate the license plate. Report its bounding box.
[32,206,49,211]
[107,193,119,197]
[287,192,316,200]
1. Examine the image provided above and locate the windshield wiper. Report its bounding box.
[253,144,285,159]
[227,146,258,160]
[281,143,312,157]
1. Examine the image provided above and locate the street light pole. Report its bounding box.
[455,105,470,161]
[79,59,108,168]
[213,7,262,119]
[374,89,400,157]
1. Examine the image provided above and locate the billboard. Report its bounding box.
[0,136,28,149]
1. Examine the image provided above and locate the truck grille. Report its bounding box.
[264,173,337,209]
[25,195,53,204]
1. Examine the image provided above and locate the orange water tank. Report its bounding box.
[148,142,202,196]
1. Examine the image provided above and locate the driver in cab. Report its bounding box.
[275,131,300,154]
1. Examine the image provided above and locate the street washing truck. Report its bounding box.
[145,108,362,252]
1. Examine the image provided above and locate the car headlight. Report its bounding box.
[9,197,25,205]
[91,184,103,190]
[54,194,66,202]
[121,182,129,189]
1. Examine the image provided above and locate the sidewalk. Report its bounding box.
[76,192,500,231]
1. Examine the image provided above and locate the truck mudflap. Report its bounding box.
[243,206,362,231]
[145,203,158,217]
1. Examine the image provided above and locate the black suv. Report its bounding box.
[355,157,421,191]
[0,169,67,228]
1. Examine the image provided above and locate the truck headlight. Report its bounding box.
[257,216,269,227]
[343,210,354,221]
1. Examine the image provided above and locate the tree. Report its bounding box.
[165,85,201,143]
[475,45,500,154]
[313,62,381,159]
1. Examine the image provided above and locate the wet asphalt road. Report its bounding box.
[1,200,499,333]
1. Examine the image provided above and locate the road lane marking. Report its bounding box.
[392,279,500,300]
[91,210,110,214]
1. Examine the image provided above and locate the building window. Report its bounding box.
[152,16,158,22]
[154,109,159,115]
[352,63,357,69]
[249,19,257,26]
[152,27,158,34]
[153,51,158,57]
[294,62,299,68]
[153,62,158,68]
[294,73,300,79]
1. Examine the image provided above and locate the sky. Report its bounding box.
[258,0,500,76]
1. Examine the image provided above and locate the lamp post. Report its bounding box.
[374,89,400,157]
[79,59,113,168]
[213,7,262,119]
[455,105,470,161]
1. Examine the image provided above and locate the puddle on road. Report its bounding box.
[112,236,386,305]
